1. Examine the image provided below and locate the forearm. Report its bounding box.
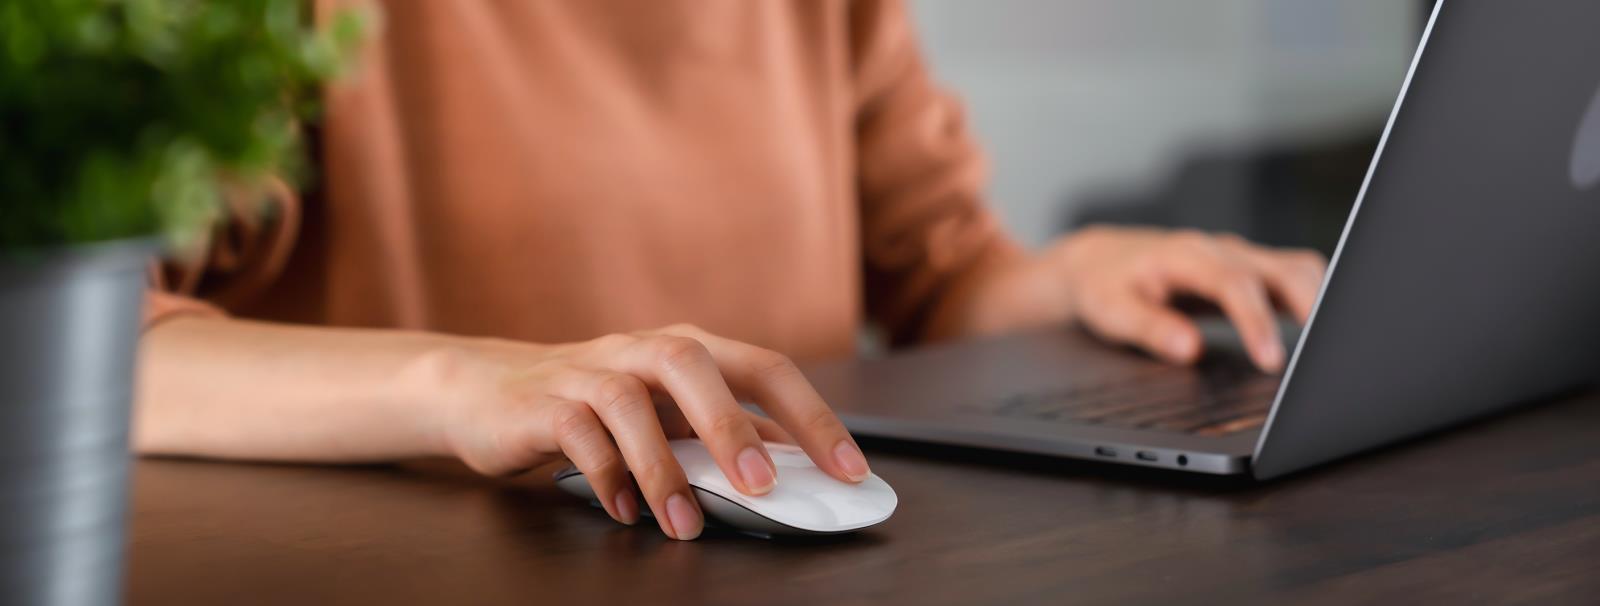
[134,316,469,463]
[919,239,1073,342]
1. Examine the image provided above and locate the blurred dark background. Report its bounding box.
[912,0,1438,255]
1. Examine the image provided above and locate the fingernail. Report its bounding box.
[613,490,639,526]
[1259,339,1285,371]
[833,440,870,482]
[665,493,702,540]
[736,447,776,494]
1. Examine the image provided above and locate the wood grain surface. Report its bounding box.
[126,392,1600,605]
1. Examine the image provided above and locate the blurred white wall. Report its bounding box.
[910,0,1422,245]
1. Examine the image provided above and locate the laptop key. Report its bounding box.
[967,361,1276,437]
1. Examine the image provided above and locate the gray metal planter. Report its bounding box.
[0,240,151,606]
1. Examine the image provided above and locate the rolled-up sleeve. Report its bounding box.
[851,0,1020,345]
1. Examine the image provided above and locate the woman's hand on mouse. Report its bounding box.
[936,226,1326,372]
[421,324,870,540]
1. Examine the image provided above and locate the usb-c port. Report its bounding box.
[1094,446,1117,458]
[1135,451,1158,462]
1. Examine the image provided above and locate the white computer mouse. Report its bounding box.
[554,439,897,538]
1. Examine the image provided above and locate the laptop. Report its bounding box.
[808,1,1600,480]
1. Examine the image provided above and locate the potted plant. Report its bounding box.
[0,2,359,603]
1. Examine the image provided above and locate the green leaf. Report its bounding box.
[0,0,369,251]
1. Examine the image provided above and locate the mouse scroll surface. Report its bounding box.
[671,440,897,534]
[554,439,897,536]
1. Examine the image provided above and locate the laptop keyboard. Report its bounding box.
[964,358,1278,437]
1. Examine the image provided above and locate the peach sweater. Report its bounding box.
[150,0,1011,359]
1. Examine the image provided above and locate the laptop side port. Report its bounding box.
[1094,446,1117,458]
[1135,451,1158,462]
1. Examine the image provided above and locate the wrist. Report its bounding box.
[393,335,498,459]
[927,241,1070,339]
[1043,228,1106,320]
[394,334,553,462]
[986,252,1076,331]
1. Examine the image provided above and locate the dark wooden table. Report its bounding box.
[127,392,1600,605]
